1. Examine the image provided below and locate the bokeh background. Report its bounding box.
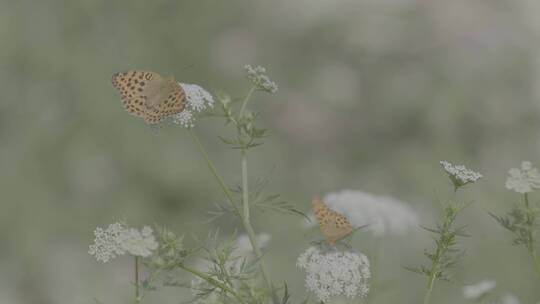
[2,0,540,303]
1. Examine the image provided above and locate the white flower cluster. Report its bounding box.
[505,161,540,194]
[244,64,278,93]
[296,246,370,302]
[463,280,496,299]
[440,160,482,188]
[321,190,419,237]
[173,83,215,128]
[89,222,158,263]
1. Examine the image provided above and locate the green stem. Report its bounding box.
[188,129,272,291]
[241,150,250,221]
[134,256,140,304]
[178,264,247,304]
[189,129,241,216]
[524,193,540,278]
[239,87,255,118]
[423,201,459,304]
[423,275,436,304]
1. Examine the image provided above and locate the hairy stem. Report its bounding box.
[178,263,247,304]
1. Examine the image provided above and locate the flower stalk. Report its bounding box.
[188,128,272,290]
[524,193,540,277]
[134,256,140,304]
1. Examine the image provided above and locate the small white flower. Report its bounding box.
[463,280,496,299]
[180,83,215,112]
[440,160,482,188]
[319,190,419,237]
[172,110,195,128]
[89,223,158,262]
[88,222,126,263]
[505,161,540,193]
[172,83,214,128]
[297,246,370,302]
[244,64,278,93]
[117,226,159,257]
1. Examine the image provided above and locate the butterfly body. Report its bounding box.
[111,70,186,124]
[313,198,353,245]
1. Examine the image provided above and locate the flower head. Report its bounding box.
[440,160,482,188]
[463,280,496,299]
[318,190,419,237]
[172,83,214,128]
[89,222,158,262]
[117,226,159,257]
[88,222,126,263]
[297,246,370,302]
[505,161,540,194]
[244,64,278,93]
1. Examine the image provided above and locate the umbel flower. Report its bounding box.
[505,161,540,194]
[462,280,496,300]
[319,190,419,237]
[89,222,158,263]
[440,160,482,188]
[244,64,278,93]
[296,246,370,302]
[172,83,215,128]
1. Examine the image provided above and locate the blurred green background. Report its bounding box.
[2,0,540,303]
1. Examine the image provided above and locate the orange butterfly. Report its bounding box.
[111,70,186,124]
[312,198,354,245]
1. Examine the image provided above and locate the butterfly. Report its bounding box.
[312,198,354,246]
[111,70,186,124]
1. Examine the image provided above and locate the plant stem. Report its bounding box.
[189,129,241,216]
[239,87,255,118]
[134,256,140,304]
[423,275,436,304]
[524,193,540,278]
[241,150,250,221]
[178,263,247,304]
[423,202,459,304]
[188,129,272,290]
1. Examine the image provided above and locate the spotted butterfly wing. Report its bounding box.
[111,70,187,124]
[312,198,353,245]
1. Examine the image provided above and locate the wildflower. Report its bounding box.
[296,245,370,302]
[244,64,278,93]
[88,222,126,263]
[172,110,195,128]
[463,280,496,299]
[320,190,419,237]
[440,160,482,188]
[117,226,159,257]
[505,161,540,194]
[89,222,158,262]
[172,83,214,128]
